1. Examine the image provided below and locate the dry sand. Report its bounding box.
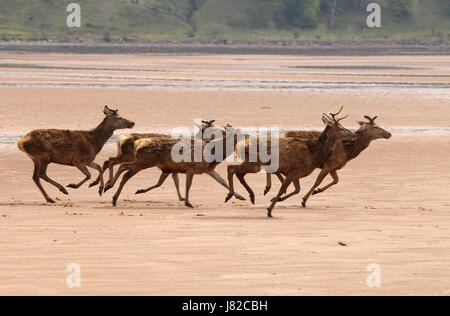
[0,53,449,296]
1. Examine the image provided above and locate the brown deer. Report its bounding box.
[225,109,356,217]
[96,120,217,202]
[109,125,246,208]
[273,115,391,207]
[17,106,135,203]
[263,130,321,197]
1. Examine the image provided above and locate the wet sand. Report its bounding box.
[0,53,449,296]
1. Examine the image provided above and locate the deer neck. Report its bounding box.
[345,130,372,161]
[203,132,235,163]
[312,126,338,167]
[87,118,115,154]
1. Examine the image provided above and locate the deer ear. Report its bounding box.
[322,116,331,125]
[103,106,110,115]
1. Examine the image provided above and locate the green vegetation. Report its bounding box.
[0,0,449,41]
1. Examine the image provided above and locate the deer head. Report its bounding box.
[358,115,392,140]
[322,107,356,140]
[195,119,225,140]
[103,106,135,130]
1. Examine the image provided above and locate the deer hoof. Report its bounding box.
[60,188,69,195]
[98,188,103,197]
[235,194,246,201]
[89,181,98,188]
[67,184,77,189]
[112,198,117,207]
[135,190,145,195]
[264,187,270,196]
[250,195,255,205]
[47,198,56,204]
[103,184,112,193]
[185,202,194,208]
[225,193,234,203]
[312,189,321,196]
[267,208,273,218]
[302,199,307,208]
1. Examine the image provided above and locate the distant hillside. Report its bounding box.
[0,0,449,41]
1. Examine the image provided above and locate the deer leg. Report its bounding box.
[267,173,295,218]
[264,172,286,196]
[184,169,195,208]
[112,169,139,207]
[135,171,170,195]
[39,161,69,196]
[32,160,55,203]
[89,174,101,188]
[236,173,256,205]
[276,172,287,194]
[225,165,237,203]
[104,156,128,189]
[171,173,185,201]
[226,164,259,203]
[88,162,105,197]
[302,169,330,207]
[313,170,339,196]
[276,172,285,183]
[88,159,111,188]
[207,170,245,201]
[89,158,113,188]
[104,162,133,193]
[88,159,109,188]
[67,165,91,189]
[264,173,272,196]
[271,179,300,202]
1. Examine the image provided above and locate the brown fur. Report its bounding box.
[225,114,356,217]
[261,116,391,207]
[18,106,135,203]
[99,121,218,201]
[298,116,392,205]
[108,127,246,208]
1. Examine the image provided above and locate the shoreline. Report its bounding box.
[1,40,450,55]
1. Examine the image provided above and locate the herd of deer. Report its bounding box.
[18,105,391,217]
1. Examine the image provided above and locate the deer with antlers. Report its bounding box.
[225,108,356,217]
[17,106,135,203]
[271,114,391,207]
[108,124,246,208]
[95,120,217,202]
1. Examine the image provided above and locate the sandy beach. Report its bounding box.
[0,53,449,295]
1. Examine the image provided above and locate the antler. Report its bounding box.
[336,114,349,123]
[201,120,216,126]
[324,106,347,124]
[330,106,344,118]
[364,115,378,124]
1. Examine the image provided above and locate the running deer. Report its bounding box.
[225,109,356,217]
[273,115,391,207]
[97,120,217,202]
[17,106,135,203]
[109,125,246,208]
